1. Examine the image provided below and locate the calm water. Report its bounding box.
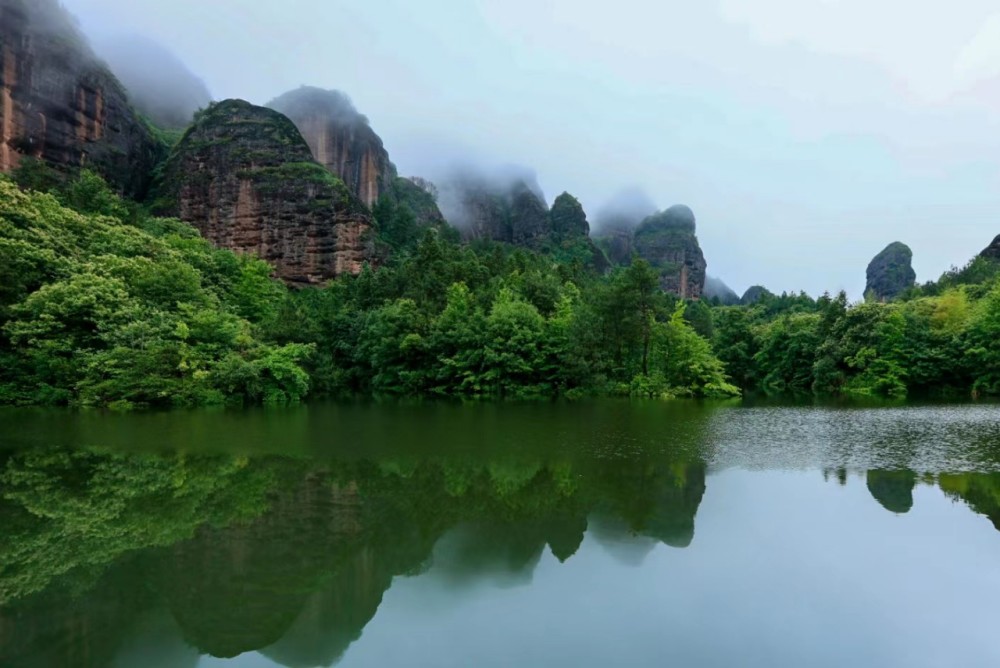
[2,400,1000,667]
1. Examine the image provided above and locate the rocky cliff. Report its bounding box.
[549,192,610,272]
[0,0,159,197]
[865,241,915,301]
[592,188,657,266]
[156,99,374,285]
[268,87,396,208]
[93,34,212,130]
[980,234,1000,262]
[440,173,551,248]
[633,205,707,299]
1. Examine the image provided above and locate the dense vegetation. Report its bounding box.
[0,171,735,407]
[2,168,999,408]
[712,262,1000,397]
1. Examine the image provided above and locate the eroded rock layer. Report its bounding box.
[634,205,707,299]
[158,99,374,285]
[268,87,397,208]
[0,0,158,196]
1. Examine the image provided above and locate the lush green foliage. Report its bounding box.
[1,172,737,406]
[266,241,739,399]
[0,175,311,408]
[710,271,1000,398]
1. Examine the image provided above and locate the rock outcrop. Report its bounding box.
[156,99,374,285]
[979,234,1000,262]
[549,192,610,272]
[0,0,160,197]
[633,205,707,299]
[741,285,773,305]
[268,87,396,208]
[93,34,212,130]
[439,172,551,248]
[592,187,657,266]
[865,241,915,302]
[384,176,446,228]
[549,192,591,242]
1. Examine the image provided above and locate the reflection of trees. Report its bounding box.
[866,470,917,514]
[0,446,709,668]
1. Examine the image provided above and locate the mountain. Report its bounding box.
[633,205,707,299]
[155,99,374,285]
[268,87,396,208]
[865,241,915,301]
[980,234,1000,262]
[0,0,160,197]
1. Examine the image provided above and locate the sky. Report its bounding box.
[62,0,1000,298]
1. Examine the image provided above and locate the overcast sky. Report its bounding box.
[63,0,1000,298]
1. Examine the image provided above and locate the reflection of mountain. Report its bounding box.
[154,476,370,658]
[866,470,917,514]
[939,473,1000,531]
[1,444,710,667]
[260,549,392,668]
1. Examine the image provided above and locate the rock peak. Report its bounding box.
[633,205,706,298]
[267,87,396,207]
[0,0,159,196]
[157,99,374,285]
[865,241,915,301]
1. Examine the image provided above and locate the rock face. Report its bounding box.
[633,205,707,299]
[440,173,551,248]
[592,187,657,266]
[93,34,212,130]
[383,176,446,227]
[157,99,373,285]
[548,192,610,272]
[865,241,915,301]
[980,234,1000,261]
[0,0,160,196]
[549,192,590,241]
[268,87,396,208]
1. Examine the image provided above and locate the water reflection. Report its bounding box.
[0,442,713,667]
[2,402,1000,667]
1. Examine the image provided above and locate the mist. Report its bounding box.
[92,34,211,129]
[59,0,1000,297]
[434,161,547,231]
[591,188,659,236]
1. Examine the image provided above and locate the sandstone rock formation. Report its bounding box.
[157,99,374,285]
[592,187,657,266]
[439,172,551,248]
[549,192,591,242]
[865,241,915,302]
[980,234,1000,262]
[549,192,610,272]
[268,87,396,208]
[634,205,707,299]
[93,34,212,130]
[0,0,159,197]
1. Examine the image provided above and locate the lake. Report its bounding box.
[2,400,1000,667]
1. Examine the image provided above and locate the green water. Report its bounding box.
[2,400,999,667]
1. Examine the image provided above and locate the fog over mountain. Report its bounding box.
[62,0,1000,297]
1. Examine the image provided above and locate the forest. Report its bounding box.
[2,167,1000,409]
